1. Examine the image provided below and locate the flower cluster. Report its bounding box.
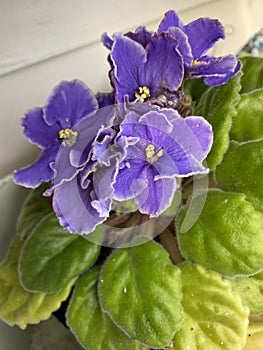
[14,10,240,235]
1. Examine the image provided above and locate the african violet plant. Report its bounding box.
[1,9,263,350]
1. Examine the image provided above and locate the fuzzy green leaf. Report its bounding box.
[183,78,209,104]
[229,270,263,315]
[240,56,263,94]
[216,139,263,212]
[17,183,52,239]
[172,263,249,350]
[231,89,263,142]
[98,240,183,348]
[0,235,74,329]
[67,267,145,350]
[195,73,241,169]
[177,189,263,277]
[19,213,101,293]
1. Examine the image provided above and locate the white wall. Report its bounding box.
[0,0,215,76]
[0,0,262,178]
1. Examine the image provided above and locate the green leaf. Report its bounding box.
[19,213,101,293]
[215,139,263,212]
[183,78,209,104]
[112,198,138,215]
[98,240,183,348]
[161,187,182,216]
[17,183,52,239]
[176,189,263,277]
[172,263,249,350]
[229,270,263,315]
[0,235,74,329]
[67,267,144,350]
[195,73,241,169]
[231,89,263,142]
[240,56,263,94]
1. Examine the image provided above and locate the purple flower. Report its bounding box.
[157,10,241,86]
[13,80,99,188]
[110,33,184,105]
[113,107,213,216]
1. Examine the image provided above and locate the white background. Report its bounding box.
[0,0,262,178]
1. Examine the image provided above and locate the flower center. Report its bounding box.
[145,144,163,164]
[59,128,78,146]
[135,86,150,101]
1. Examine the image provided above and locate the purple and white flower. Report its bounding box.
[52,125,126,234]
[113,107,213,217]
[13,80,99,188]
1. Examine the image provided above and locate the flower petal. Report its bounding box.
[183,117,213,159]
[204,60,241,86]
[13,145,59,188]
[22,107,59,149]
[53,174,103,234]
[95,91,115,108]
[101,32,114,49]
[184,18,225,58]
[144,33,184,93]
[44,80,98,128]
[111,34,146,103]
[113,160,147,201]
[157,10,183,33]
[188,55,238,76]
[125,26,153,47]
[168,27,193,64]
[53,159,118,234]
[135,168,178,217]
[48,104,116,194]
[69,104,116,167]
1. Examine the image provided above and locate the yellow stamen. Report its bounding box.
[145,144,163,164]
[191,59,200,66]
[135,86,150,101]
[59,128,78,146]
[145,144,155,159]
[156,149,163,157]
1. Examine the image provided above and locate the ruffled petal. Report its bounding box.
[144,33,184,94]
[52,174,103,234]
[172,116,213,162]
[168,27,193,64]
[125,26,153,47]
[13,145,59,188]
[95,91,115,108]
[44,80,98,128]
[48,104,116,194]
[186,55,240,81]
[184,17,225,58]
[135,167,178,216]
[157,10,183,33]
[204,60,241,86]
[113,160,147,201]
[53,158,118,234]
[101,32,114,49]
[22,107,59,149]
[111,34,146,103]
